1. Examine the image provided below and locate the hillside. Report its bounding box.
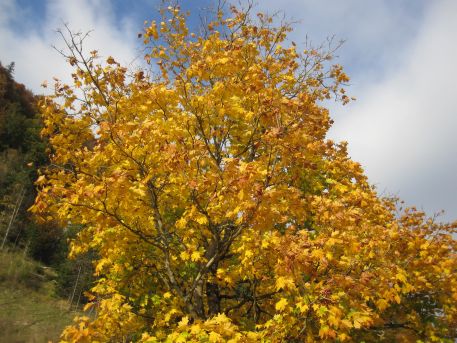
[0,62,92,342]
[0,249,77,343]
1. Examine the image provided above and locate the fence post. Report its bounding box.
[1,186,25,250]
[68,265,82,311]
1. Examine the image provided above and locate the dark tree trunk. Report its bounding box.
[206,274,221,316]
[205,238,221,316]
[193,279,205,318]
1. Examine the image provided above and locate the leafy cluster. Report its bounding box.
[32,4,457,342]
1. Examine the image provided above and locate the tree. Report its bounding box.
[32,4,457,342]
[0,61,62,262]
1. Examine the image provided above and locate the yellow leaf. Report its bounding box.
[297,303,309,313]
[176,217,187,229]
[275,276,295,291]
[353,319,362,329]
[196,215,208,225]
[209,331,222,342]
[341,319,352,328]
[180,251,190,261]
[275,298,288,311]
[191,251,202,262]
[394,294,401,304]
[218,57,229,64]
[376,298,389,311]
[396,272,407,283]
[178,316,189,327]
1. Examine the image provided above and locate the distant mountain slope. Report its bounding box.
[0,61,62,263]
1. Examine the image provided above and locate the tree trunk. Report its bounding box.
[192,279,205,318]
[206,272,221,316]
[205,238,221,316]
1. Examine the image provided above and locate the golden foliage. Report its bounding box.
[33,3,457,342]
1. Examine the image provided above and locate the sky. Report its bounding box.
[1,0,456,222]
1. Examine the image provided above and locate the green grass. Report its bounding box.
[0,249,78,343]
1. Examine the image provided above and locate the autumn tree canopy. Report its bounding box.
[32,4,457,342]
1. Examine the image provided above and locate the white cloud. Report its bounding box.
[0,0,141,94]
[0,0,14,24]
[259,0,457,221]
[329,0,457,220]
[258,0,425,80]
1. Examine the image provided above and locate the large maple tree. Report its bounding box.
[32,4,457,342]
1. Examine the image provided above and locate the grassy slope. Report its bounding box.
[0,250,77,343]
